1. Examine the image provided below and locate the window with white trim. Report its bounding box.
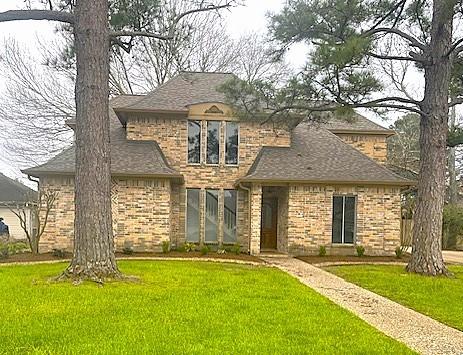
[223,190,237,243]
[332,196,356,244]
[225,122,239,165]
[186,189,200,242]
[205,189,219,242]
[206,121,220,164]
[188,121,201,164]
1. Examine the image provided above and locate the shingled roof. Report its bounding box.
[114,72,235,114]
[0,173,35,203]
[23,98,182,181]
[240,122,413,186]
[319,112,394,135]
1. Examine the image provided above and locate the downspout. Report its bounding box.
[238,182,252,254]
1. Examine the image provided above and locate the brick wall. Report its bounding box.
[39,176,171,252]
[285,184,401,256]
[335,133,388,164]
[126,111,290,248]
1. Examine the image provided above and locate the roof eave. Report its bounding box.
[22,170,184,183]
[328,129,395,137]
[237,177,416,187]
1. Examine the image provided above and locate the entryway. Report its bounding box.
[260,197,277,250]
[259,186,289,253]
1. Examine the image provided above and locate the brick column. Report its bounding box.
[249,184,262,255]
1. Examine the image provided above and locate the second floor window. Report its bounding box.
[188,121,201,164]
[206,121,220,164]
[225,122,239,165]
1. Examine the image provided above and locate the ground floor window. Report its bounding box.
[223,190,237,243]
[186,189,238,244]
[205,189,219,243]
[186,189,200,242]
[332,196,356,244]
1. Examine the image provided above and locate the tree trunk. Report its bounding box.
[448,105,458,204]
[406,0,453,275]
[63,0,120,282]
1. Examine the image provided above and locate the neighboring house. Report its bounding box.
[0,173,35,240]
[24,72,414,255]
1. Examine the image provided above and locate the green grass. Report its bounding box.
[326,264,463,331]
[0,261,413,354]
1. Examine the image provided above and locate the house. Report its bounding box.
[0,173,35,240]
[23,72,413,255]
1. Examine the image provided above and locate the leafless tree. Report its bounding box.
[11,190,57,254]
[0,39,75,166]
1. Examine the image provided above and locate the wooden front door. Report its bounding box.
[260,198,278,250]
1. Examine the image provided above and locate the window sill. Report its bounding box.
[331,243,354,248]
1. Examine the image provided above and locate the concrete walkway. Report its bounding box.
[262,257,463,355]
[443,250,463,265]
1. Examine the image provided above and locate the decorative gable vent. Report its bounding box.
[205,105,224,114]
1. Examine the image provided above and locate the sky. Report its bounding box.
[0,0,392,183]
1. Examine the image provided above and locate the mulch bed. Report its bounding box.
[0,251,262,264]
[297,255,410,265]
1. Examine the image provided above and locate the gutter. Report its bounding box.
[237,178,416,187]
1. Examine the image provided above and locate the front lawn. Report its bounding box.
[0,261,412,354]
[325,265,463,331]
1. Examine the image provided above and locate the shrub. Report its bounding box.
[175,244,186,252]
[318,245,327,257]
[122,247,134,255]
[231,243,241,255]
[200,245,210,255]
[395,246,404,259]
[356,245,365,257]
[161,241,170,254]
[184,242,196,252]
[52,248,67,258]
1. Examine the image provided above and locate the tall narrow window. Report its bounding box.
[223,190,237,243]
[206,121,220,164]
[188,121,201,164]
[186,189,200,242]
[225,122,239,165]
[332,196,356,244]
[205,189,219,242]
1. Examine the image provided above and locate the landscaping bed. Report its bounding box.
[0,260,413,354]
[0,251,262,264]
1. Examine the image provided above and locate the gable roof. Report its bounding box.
[115,72,235,114]
[23,98,183,181]
[0,173,35,203]
[240,122,413,186]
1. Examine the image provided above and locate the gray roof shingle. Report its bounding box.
[115,72,235,112]
[23,98,182,180]
[0,173,35,203]
[319,112,393,134]
[241,122,413,185]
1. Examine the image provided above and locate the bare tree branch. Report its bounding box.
[364,27,426,51]
[0,10,73,24]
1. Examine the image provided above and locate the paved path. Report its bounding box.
[443,250,463,264]
[262,257,463,355]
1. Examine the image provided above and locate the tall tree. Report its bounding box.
[222,0,463,275]
[0,0,234,282]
